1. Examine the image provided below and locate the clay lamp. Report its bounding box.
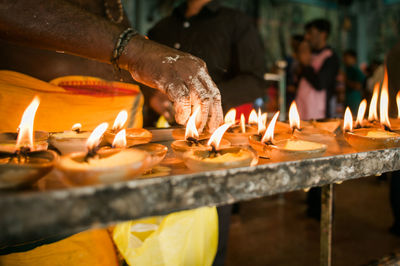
[171,107,230,158]
[57,122,149,186]
[104,110,152,146]
[0,130,48,153]
[250,107,327,160]
[49,123,91,154]
[183,123,256,171]
[0,97,58,189]
[172,108,211,140]
[343,82,400,151]
[224,108,258,145]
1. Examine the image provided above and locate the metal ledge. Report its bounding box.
[1,134,400,246]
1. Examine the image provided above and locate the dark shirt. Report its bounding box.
[148,1,267,111]
[299,47,339,117]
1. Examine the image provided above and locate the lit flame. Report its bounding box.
[224,108,236,125]
[368,82,379,121]
[343,107,353,132]
[380,69,391,129]
[72,123,82,131]
[248,109,258,124]
[112,110,128,131]
[112,129,127,148]
[240,114,246,133]
[355,99,367,127]
[261,111,280,143]
[257,109,266,134]
[397,91,400,119]
[207,123,231,149]
[16,96,40,149]
[86,122,108,152]
[185,107,200,140]
[289,101,300,132]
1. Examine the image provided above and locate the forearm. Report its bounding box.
[0,0,127,66]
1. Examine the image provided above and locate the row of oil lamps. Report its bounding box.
[1,70,400,190]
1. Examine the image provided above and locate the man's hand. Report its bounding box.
[120,36,223,133]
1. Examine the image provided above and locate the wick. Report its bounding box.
[8,146,31,164]
[383,124,393,132]
[209,144,220,158]
[84,146,100,162]
[73,128,80,133]
[291,127,302,134]
[186,137,200,147]
[264,140,273,145]
[354,123,362,129]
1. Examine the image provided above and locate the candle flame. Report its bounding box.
[379,69,391,129]
[343,107,353,132]
[207,123,231,149]
[355,99,367,127]
[112,110,128,131]
[16,96,40,149]
[185,107,200,140]
[368,82,380,121]
[397,91,400,119]
[112,129,127,148]
[224,108,236,125]
[86,122,108,152]
[248,109,258,124]
[261,111,280,143]
[240,114,246,133]
[289,101,300,132]
[257,109,266,134]
[72,123,82,131]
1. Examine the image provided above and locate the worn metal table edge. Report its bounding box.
[1,147,399,246]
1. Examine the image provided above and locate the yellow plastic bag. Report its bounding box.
[113,207,218,266]
[0,71,143,132]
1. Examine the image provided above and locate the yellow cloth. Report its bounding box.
[0,229,119,266]
[0,71,143,132]
[113,207,218,266]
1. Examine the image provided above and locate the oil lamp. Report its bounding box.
[250,108,327,160]
[104,110,152,146]
[57,122,149,186]
[49,123,91,154]
[171,107,230,158]
[172,107,211,140]
[343,73,400,151]
[224,108,258,145]
[0,97,57,189]
[183,123,256,171]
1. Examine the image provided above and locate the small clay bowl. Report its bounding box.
[344,128,400,151]
[0,150,58,189]
[224,125,257,145]
[0,131,49,153]
[171,138,231,159]
[49,131,91,155]
[183,147,256,171]
[134,143,168,169]
[57,148,150,186]
[105,128,152,146]
[171,128,210,140]
[249,135,326,161]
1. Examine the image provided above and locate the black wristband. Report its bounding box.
[111,27,139,78]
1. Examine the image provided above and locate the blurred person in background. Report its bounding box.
[295,18,339,121]
[147,0,267,264]
[147,0,267,124]
[343,49,365,113]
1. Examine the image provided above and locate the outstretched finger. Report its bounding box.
[166,82,191,125]
[199,76,223,132]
